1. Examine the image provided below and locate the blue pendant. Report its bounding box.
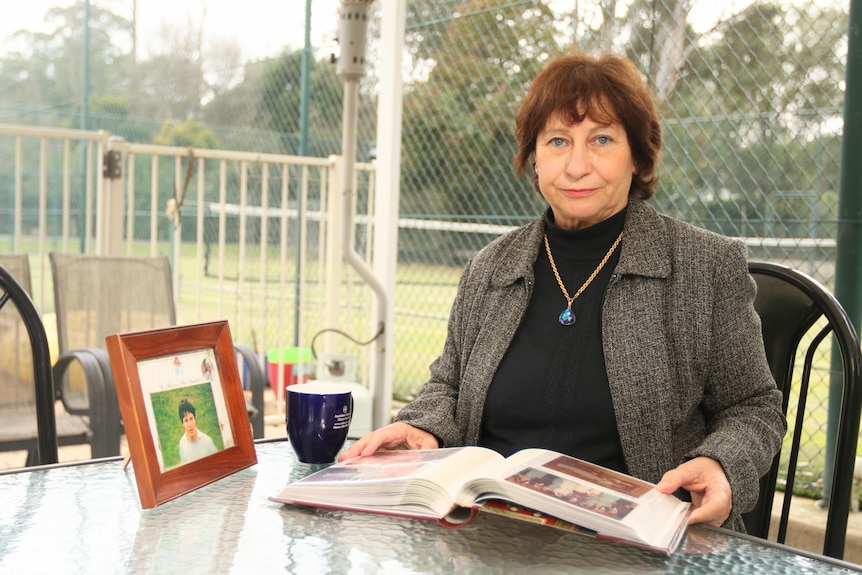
[558,308,575,326]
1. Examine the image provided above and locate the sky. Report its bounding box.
[0,0,342,62]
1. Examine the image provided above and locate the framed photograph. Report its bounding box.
[106,320,257,508]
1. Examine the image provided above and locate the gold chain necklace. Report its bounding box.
[543,231,623,326]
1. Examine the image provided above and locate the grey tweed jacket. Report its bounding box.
[396,197,786,530]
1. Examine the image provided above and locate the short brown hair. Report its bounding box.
[513,52,661,200]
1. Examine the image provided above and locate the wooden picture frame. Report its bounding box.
[106,320,257,508]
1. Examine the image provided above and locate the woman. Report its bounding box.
[340,52,785,531]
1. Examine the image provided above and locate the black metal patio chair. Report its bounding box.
[0,257,60,465]
[744,261,862,560]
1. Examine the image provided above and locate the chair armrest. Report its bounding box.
[53,348,122,457]
[234,344,265,439]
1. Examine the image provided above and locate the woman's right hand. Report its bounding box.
[337,422,439,461]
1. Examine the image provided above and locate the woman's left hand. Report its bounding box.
[655,456,732,526]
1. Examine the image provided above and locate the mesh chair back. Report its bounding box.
[48,252,266,441]
[50,253,176,353]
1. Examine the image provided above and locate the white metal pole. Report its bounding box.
[371,1,406,429]
[336,0,391,428]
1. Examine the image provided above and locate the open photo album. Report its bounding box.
[271,446,691,554]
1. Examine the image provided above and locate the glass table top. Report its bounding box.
[1,438,860,574]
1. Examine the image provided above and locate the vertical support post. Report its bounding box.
[300,0,312,157]
[371,2,406,427]
[79,0,91,254]
[325,155,344,352]
[81,0,90,132]
[824,0,862,537]
[294,0,313,347]
[98,137,126,256]
[335,1,392,428]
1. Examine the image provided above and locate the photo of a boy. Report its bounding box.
[178,397,218,464]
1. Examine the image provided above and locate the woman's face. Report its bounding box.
[534,112,635,230]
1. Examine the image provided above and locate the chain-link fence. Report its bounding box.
[0,0,853,495]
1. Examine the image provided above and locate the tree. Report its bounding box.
[0,1,131,127]
[633,0,694,103]
[557,0,696,103]
[132,17,244,126]
[132,19,206,123]
[153,118,219,148]
[652,2,846,236]
[204,49,351,157]
[400,0,558,224]
[87,94,151,143]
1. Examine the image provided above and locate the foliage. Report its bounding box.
[0,2,131,127]
[244,51,348,156]
[153,119,220,149]
[86,94,151,143]
[400,0,557,242]
[0,1,845,238]
[652,2,846,236]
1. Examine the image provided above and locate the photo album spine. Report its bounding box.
[267,495,479,528]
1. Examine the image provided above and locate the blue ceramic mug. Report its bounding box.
[286,382,353,464]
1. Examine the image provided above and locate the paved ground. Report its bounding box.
[2,389,861,565]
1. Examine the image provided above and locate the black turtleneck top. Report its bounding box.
[478,207,628,473]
